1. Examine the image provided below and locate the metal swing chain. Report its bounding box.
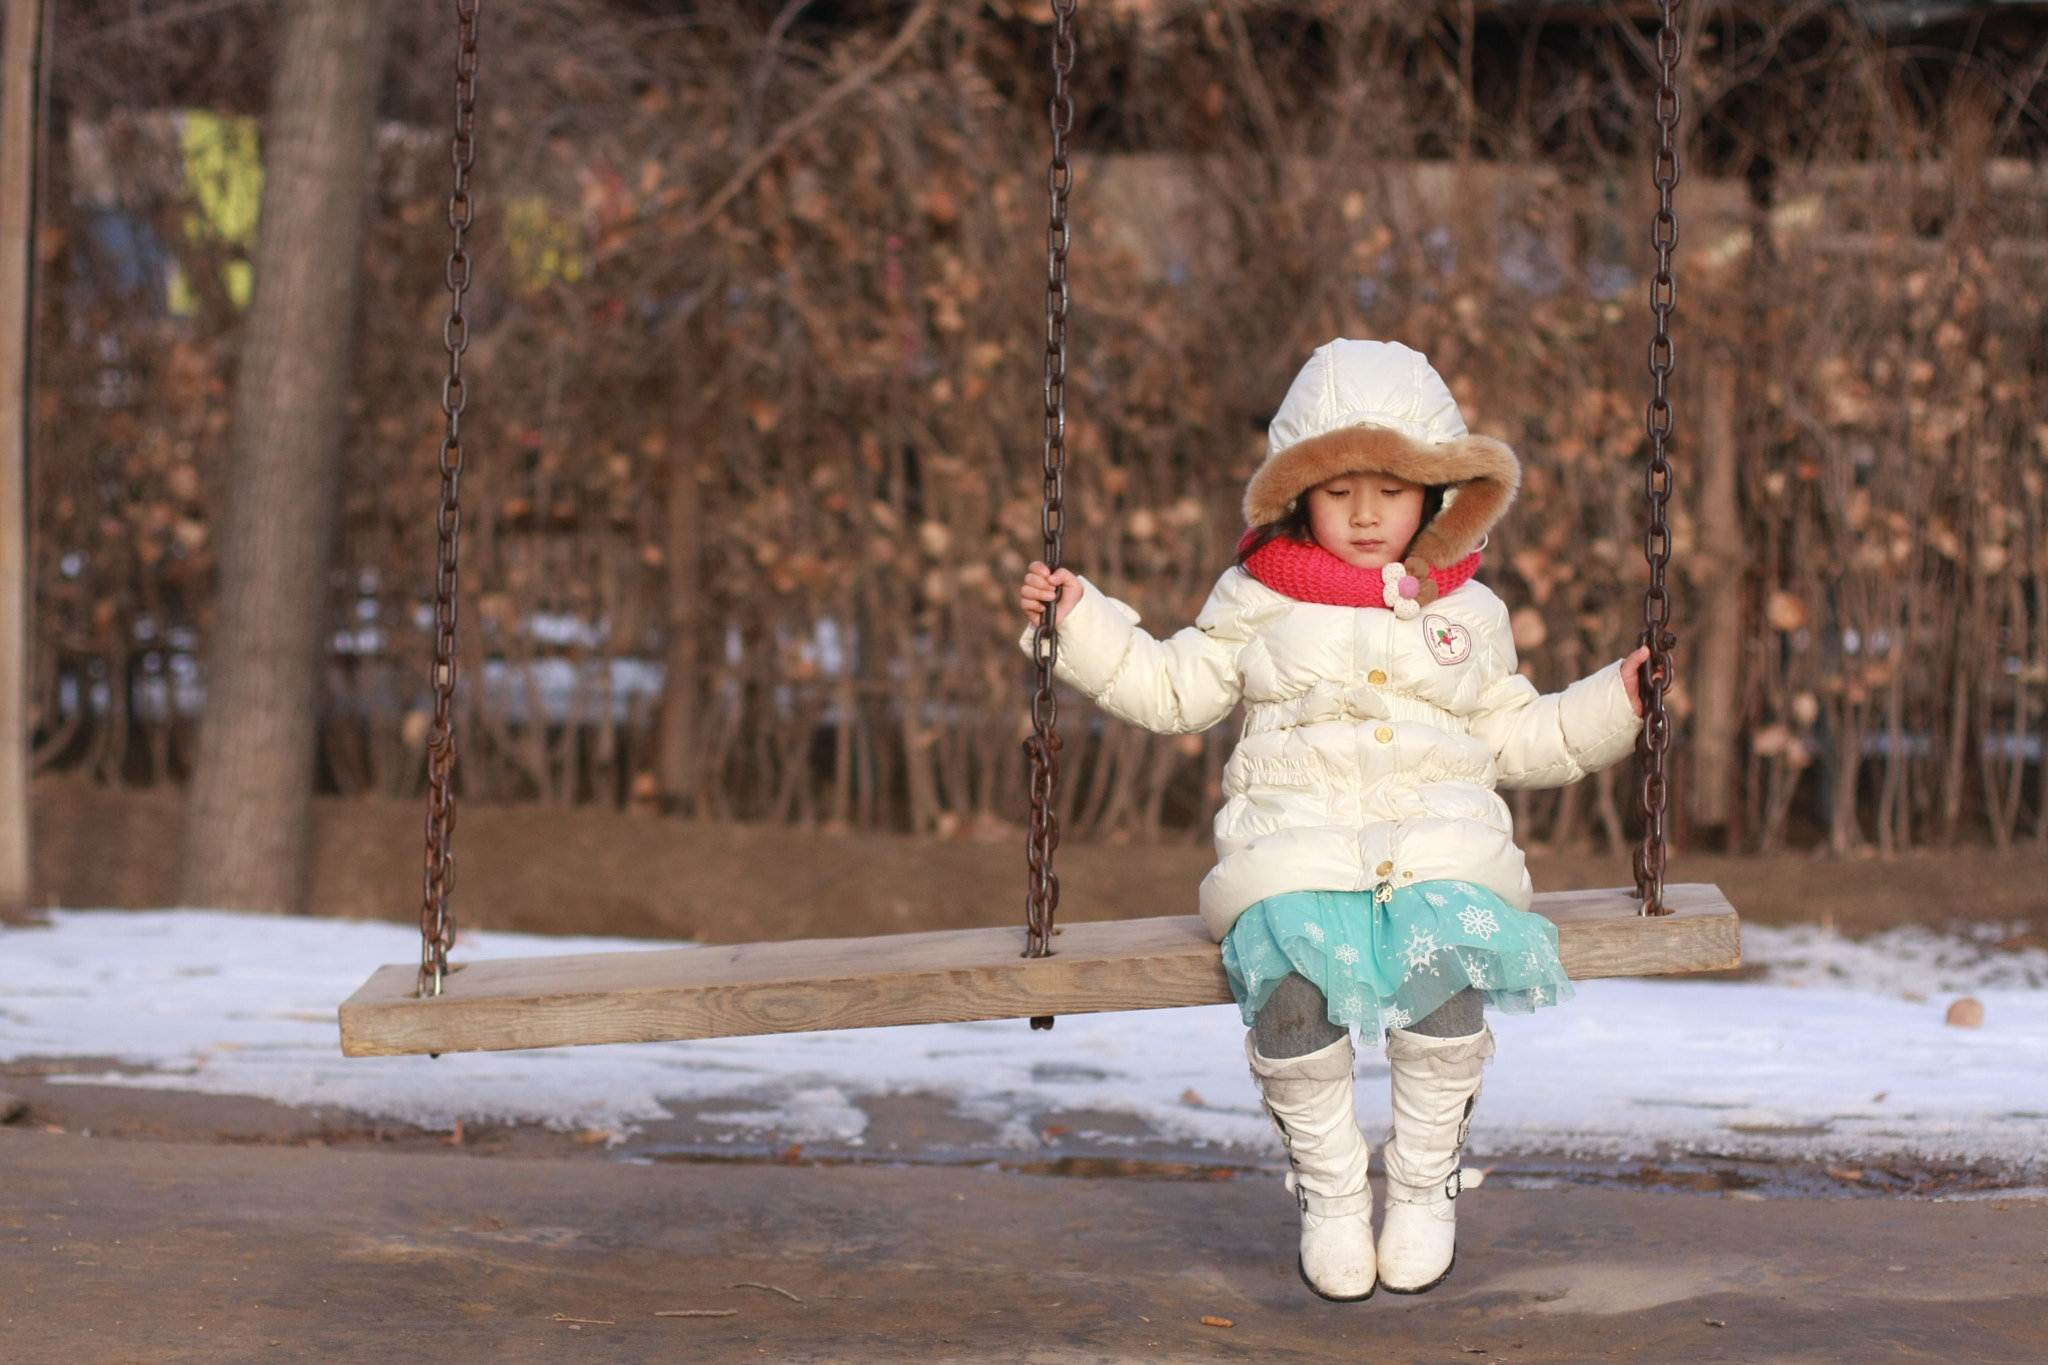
[1024,0,1079,1024]
[1634,0,1681,918]
[420,0,481,996]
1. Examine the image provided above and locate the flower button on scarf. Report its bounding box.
[1380,562,1424,620]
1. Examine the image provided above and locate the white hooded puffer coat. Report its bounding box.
[1025,341,1644,943]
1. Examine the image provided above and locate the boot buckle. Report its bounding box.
[1444,1166,1487,1200]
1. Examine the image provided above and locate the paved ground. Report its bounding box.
[4,1126,2044,1364]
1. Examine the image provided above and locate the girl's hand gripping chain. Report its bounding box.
[1020,561,1083,628]
[1620,644,1654,719]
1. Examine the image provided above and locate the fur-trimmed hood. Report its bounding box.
[1247,339,1520,571]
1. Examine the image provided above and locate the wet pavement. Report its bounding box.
[4,1122,2045,1364]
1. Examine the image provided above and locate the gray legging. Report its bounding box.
[1253,973,1483,1058]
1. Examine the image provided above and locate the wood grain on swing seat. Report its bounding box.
[337,883,1739,1057]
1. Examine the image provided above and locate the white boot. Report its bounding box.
[1377,1024,1494,1294]
[1245,1033,1378,1301]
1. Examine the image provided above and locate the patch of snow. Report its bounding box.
[696,1087,870,1144]
[1480,978,2048,1164]
[1737,921,2048,996]
[2,909,2044,1168]
[1931,1185,2048,1203]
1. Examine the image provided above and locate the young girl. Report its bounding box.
[1018,339,1651,1301]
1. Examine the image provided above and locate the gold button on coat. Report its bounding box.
[1367,668,1388,685]
[1374,725,1394,743]
[1376,860,1394,877]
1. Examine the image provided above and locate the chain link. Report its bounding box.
[1634,0,1681,918]
[1023,0,1078,1028]
[420,0,481,996]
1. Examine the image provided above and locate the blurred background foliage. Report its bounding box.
[26,0,2048,855]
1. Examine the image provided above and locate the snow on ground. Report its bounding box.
[2,910,2045,1167]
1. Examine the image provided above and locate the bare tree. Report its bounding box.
[177,0,394,913]
[0,0,45,917]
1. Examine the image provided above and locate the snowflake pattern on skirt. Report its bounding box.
[1221,881,1575,1039]
[1459,906,1501,940]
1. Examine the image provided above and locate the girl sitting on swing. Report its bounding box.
[1018,338,1652,1301]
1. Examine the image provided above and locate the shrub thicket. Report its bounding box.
[30,0,2048,854]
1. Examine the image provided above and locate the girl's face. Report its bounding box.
[1305,472,1427,570]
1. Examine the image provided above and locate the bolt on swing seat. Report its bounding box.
[340,0,1735,1062]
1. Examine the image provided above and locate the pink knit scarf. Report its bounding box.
[1237,530,1483,610]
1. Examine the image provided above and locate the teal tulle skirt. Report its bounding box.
[1221,880,1574,1039]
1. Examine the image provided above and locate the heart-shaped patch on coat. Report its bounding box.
[1422,614,1472,666]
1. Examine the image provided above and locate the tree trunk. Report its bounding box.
[2036,520,2048,846]
[178,0,394,914]
[1688,352,1743,841]
[0,0,43,917]
[656,432,701,812]
[1877,643,1906,855]
[1827,694,1865,856]
[827,597,855,831]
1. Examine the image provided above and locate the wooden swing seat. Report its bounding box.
[338,882,1738,1057]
